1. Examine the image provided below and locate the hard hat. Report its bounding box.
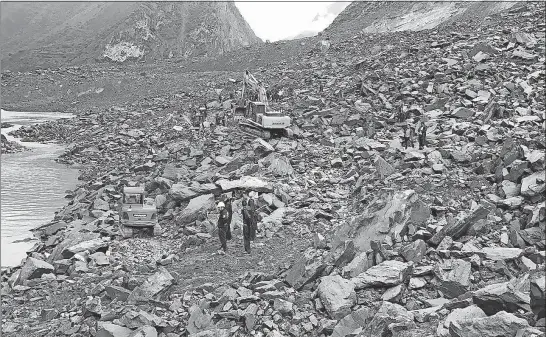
[217,202,225,208]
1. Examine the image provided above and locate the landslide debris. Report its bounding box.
[1,3,545,337]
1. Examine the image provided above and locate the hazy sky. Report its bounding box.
[235,1,351,42]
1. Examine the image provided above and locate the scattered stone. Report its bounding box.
[317,275,357,320]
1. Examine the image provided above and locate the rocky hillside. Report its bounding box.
[324,1,521,39]
[0,1,262,71]
[1,2,545,337]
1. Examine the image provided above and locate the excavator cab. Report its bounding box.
[248,102,266,122]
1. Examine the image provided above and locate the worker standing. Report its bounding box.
[225,196,233,240]
[241,199,251,254]
[248,192,258,241]
[402,124,410,149]
[216,202,229,255]
[418,120,427,150]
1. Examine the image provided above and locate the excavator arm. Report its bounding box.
[242,70,268,105]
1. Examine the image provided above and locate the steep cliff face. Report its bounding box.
[0,1,262,70]
[324,1,520,39]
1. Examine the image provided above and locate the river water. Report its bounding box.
[1,110,79,268]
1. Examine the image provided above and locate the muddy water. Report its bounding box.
[1,110,79,267]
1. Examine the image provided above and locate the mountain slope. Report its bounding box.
[0,1,262,71]
[324,1,520,39]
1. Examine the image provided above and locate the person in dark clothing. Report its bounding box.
[402,124,409,149]
[224,196,233,240]
[248,196,257,241]
[241,199,251,254]
[217,202,229,254]
[418,122,427,150]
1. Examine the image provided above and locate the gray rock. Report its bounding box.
[16,257,54,285]
[530,274,545,319]
[434,259,472,299]
[176,194,216,225]
[169,183,219,201]
[408,277,427,290]
[215,176,273,193]
[326,240,356,268]
[331,307,375,337]
[128,325,157,337]
[342,251,373,278]
[105,285,131,301]
[333,190,429,252]
[90,252,110,266]
[363,301,415,337]
[96,322,132,337]
[430,201,493,245]
[399,239,427,263]
[62,238,108,258]
[127,267,175,304]
[473,279,531,315]
[521,171,545,197]
[498,197,524,210]
[375,155,395,178]
[438,305,486,336]
[284,248,326,290]
[500,180,519,198]
[352,260,412,289]
[274,298,293,315]
[190,329,230,337]
[452,107,475,119]
[382,284,406,303]
[317,275,357,320]
[480,247,523,261]
[120,310,166,329]
[449,311,529,337]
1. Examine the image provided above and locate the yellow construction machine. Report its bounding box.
[232,70,291,139]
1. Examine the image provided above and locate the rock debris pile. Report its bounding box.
[1,2,545,337]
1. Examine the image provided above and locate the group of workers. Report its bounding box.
[190,103,234,136]
[215,192,259,255]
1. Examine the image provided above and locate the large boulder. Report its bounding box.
[128,326,157,337]
[430,202,493,245]
[284,248,326,290]
[331,307,375,337]
[176,194,216,225]
[352,260,412,290]
[399,239,427,263]
[362,301,415,337]
[317,275,357,320]
[170,183,219,201]
[332,190,429,252]
[449,311,529,337]
[62,238,109,258]
[530,274,545,319]
[479,247,523,261]
[16,257,54,285]
[342,251,373,278]
[521,171,546,197]
[127,267,175,304]
[437,305,486,336]
[96,323,132,337]
[215,176,273,193]
[473,278,531,315]
[434,259,472,299]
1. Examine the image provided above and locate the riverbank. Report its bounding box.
[1,111,80,267]
[1,3,545,337]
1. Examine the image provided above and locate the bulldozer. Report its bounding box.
[232,70,291,139]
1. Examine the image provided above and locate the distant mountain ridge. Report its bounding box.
[324,1,520,38]
[0,1,262,71]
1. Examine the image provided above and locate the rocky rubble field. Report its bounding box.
[1,2,545,337]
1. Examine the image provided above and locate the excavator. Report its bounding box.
[232,70,292,139]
